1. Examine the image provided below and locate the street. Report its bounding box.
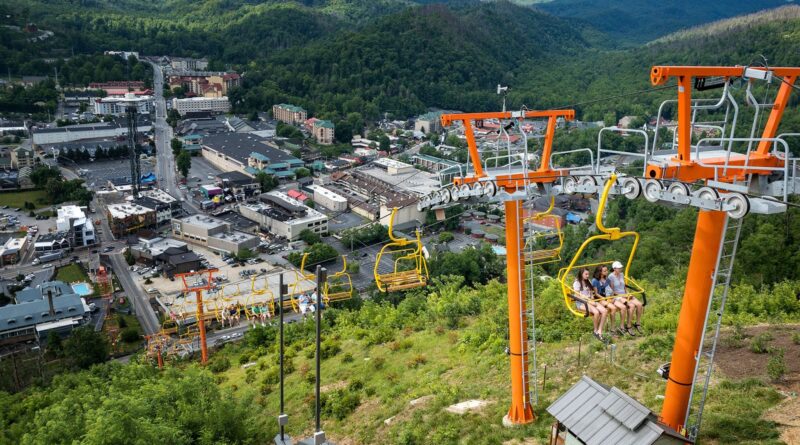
[106,252,160,335]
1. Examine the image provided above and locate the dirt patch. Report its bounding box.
[715,324,800,444]
[503,439,542,445]
[715,324,800,384]
[320,380,348,393]
[762,382,800,445]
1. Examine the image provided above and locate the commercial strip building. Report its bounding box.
[305,184,347,212]
[135,189,182,225]
[411,153,460,172]
[200,133,304,179]
[0,281,89,345]
[171,214,259,255]
[238,191,328,241]
[31,117,152,146]
[171,97,230,116]
[272,104,307,125]
[169,57,209,71]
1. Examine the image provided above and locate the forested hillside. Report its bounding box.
[231,2,590,122]
[536,0,790,44]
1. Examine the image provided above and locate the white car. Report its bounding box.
[146,288,157,293]
[222,335,231,341]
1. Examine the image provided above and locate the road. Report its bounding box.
[150,63,199,214]
[107,252,160,335]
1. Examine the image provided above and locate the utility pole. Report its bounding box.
[274,273,292,445]
[299,267,333,445]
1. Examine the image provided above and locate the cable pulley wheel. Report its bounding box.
[666,182,690,197]
[482,181,497,198]
[693,186,719,202]
[643,179,663,203]
[562,176,578,194]
[620,177,642,199]
[724,193,750,219]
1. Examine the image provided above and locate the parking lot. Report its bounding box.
[71,159,157,190]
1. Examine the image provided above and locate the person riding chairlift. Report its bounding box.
[572,268,608,343]
[608,261,644,335]
[593,265,628,337]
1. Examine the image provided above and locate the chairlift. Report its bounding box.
[557,174,647,317]
[523,196,564,266]
[374,208,429,292]
[322,255,353,304]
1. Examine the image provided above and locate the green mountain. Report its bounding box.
[535,0,792,44]
[232,1,592,125]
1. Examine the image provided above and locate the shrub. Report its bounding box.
[208,357,231,373]
[766,349,786,381]
[320,388,361,420]
[120,328,139,343]
[407,354,427,369]
[262,366,280,385]
[341,352,354,363]
[245,369,256,384]
[371,356,385,370]
[749,332,773,354]
[792,331,800,345]
[238,355,251,365]
[320,338,341,359]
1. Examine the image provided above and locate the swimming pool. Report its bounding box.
[72,282,93,296]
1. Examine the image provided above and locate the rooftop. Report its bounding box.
[201,132,301,167]
[275,103,306,113]
[314,119,335,129]
[178,214,228,230]
[1,281,86,332]
[217,170,255,185]
[547,376,689,445]
[137,237,188,257]
[106,202,154,219]
[139,189,178,204]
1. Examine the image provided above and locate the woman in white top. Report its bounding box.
[298,293,310,318]
[572,267,608,343]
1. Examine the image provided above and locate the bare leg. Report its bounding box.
[614,300,627,329]
[597,305,608,335]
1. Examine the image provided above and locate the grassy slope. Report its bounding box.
[204,278,794,444]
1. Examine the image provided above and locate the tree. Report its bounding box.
[170,138,183,157]
[46,331,63,355]
[29,165,61,188]
[176,150,191,178]
[288,243,338,269]
[62,327,110,369]
[124,248,135,266]
[255,171,278,192]
[379,135,390,152]
[298,229,322,245]
[438,232,455,243]
[429,243,503,286]
[294,167,311,179]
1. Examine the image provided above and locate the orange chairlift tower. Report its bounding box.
[560,65,800,439]
[422,64,800,439]
[175,268,219,364]
[430,108,577,425]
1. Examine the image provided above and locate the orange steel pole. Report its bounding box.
[676,75,693,164]
[537,116,557,172]
[660,210,727,431]
[196,289,208,364]
[156,345,164,370]
[462,119,485,178]
[504,199,535,425]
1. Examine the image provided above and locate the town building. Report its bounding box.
[33,233,71,254]
[169,57,209,71]
[411,154,460,172]
[306,184,347,212]
[547,376,686,445]
[0,236,28,266]
[0,118,28,136]
[239,191,328,240]
[136,189,182,225]
[272,104,307,125]
[200,133,304,179]
[10,146,36,169]
[171,214,259,255]
[414,111,443,134]
[93,93,154,116]
[87,81,151,97]
[130,237,202,278]
[216,171,260,198]
[167,71,241,98]
[313,119,335,145]
[31,116,152,146]
[171,97,230,116]
[56,205,96,248]
[0,281,89,345]
[106,202,158,237]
